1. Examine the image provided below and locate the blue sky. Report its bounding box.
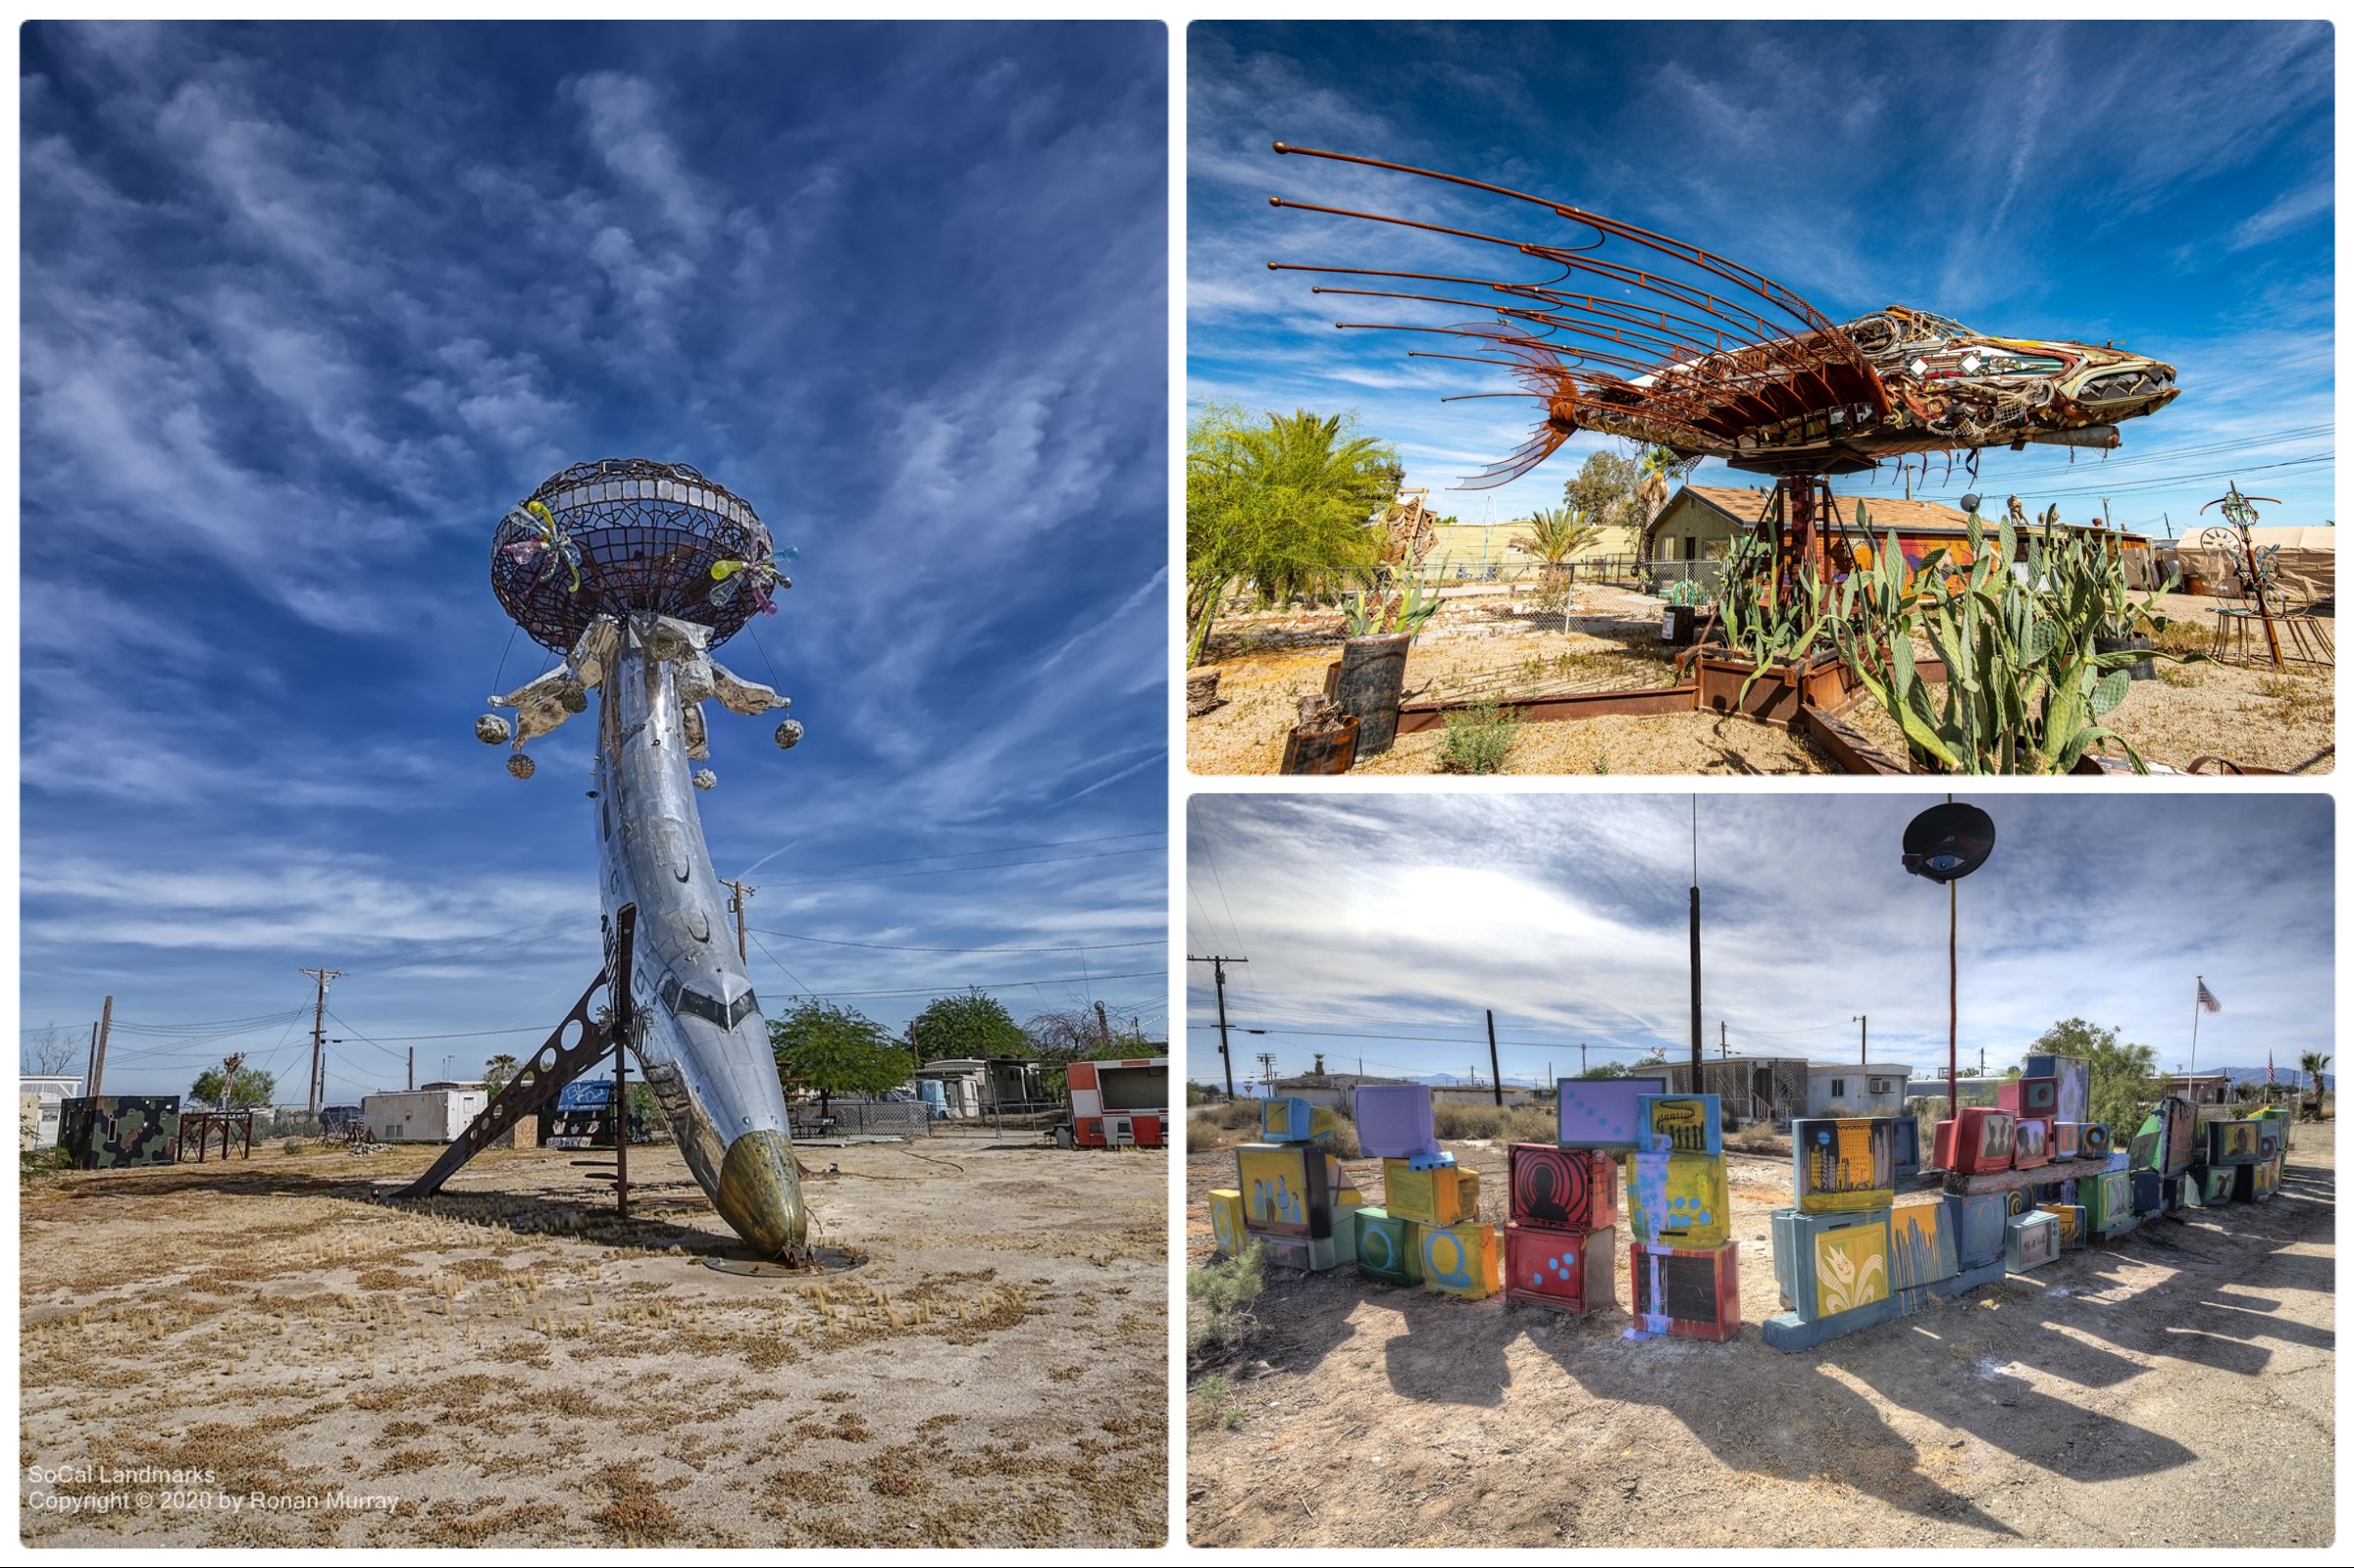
[18,22,1169,1099]
[1191,21,2333,536]
[1188,793,2334,1087]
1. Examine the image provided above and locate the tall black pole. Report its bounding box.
[1689,884,1703,1090]
[1487,1010,1503,1107]
[1947,881,1958,1117]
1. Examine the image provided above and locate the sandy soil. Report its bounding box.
[1185,1124,2335,1548]
[1187,588,2333,777]
[20,1135,1167,1547]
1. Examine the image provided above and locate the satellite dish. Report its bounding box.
[1902,802,1996,882]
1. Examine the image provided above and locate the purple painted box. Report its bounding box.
[1556,1076,1668,1150]
[1354,1084,1440,1159]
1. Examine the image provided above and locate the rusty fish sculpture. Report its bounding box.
[1267,144,2179,484]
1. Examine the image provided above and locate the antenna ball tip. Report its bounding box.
[1271,141,1289,153]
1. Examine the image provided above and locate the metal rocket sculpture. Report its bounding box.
[1266,144,2180,485]
[476,458,809,1255]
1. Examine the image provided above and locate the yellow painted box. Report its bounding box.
[1383,1158,1480,1227]
[1237,1142,1328,1237]
[1207,1189,1247,1257]
[1417,1220,1502,1299]
[1624,1148,1730,1248]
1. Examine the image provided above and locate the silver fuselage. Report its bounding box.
[593,614,804,1252]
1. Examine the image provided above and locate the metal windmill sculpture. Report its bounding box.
[1265,144,2181,600]
[399,458,812,1260]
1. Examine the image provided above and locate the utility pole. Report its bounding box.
[722,879,754,963]
[1486,1010,1503,1106]
[90,995,114,1097]
[1095,999,1112,1050]
[1719,1021,1728,1060]
[1580,1042,1587,1076]
[1689,815,1704,1090]
[1256,1051,1278,1090]
[1186,955,1245,1098]
[83,1022,98,1094]
[1856,1014,1868,1069]
[407,1047,415,1091]
[300,968,342,1122]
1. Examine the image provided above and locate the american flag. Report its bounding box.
[2197,980,2222,1014]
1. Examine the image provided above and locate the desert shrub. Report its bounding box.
[1186,1112,1228,1149]
[1734,1121,1782,1153]
[1186,1242,1266,1363]
[1212,1099,1262,1130]
[1192,1374,1246,1432]
[1319,1112,1361,1160]
[281,1139,306,1156]
[1429,1102,1556,1143]
[1437,700,1518,774]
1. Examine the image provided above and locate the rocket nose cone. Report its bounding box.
[716,1130,807,1256]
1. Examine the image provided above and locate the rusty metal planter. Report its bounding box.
[1281,715,1359,774]
[1695,648,1860,723]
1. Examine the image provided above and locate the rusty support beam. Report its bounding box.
[1794,704,1911,775]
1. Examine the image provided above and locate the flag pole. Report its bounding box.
[2189,975,2202,1078]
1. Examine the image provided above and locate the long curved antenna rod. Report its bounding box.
[1267,142,1890,484]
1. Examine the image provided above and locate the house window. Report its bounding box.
[1870,1078,1893,1095]
[1830,1078,1846,1099]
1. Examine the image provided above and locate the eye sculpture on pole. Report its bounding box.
[473,457,813,1258]
[1903,800,1997,1148]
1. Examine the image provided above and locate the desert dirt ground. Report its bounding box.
[1185,1122,2334,1548]
[1187,585,2332,776]
[20,1134,1167,1547]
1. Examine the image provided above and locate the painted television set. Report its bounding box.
[2005,1210,2060,1271]
[1790,1118,1895,1213]
[1891,1115,1922,1180]
[1259,1095,1337,1145]
[1237,1142,1335,1239]
[1383,1158,1480,1228]
[1770,1208,1889,1322]
[1208,1189,1247,1256]
[1996,1077,2059,1118]
[1508,1143,1617,1231]
[1629,1240,1741,1342]
[1418,1220,1502,1299]
[2011,1117,2051,1170]
[1888,1197,1959,1290]
[1354,1084,1439,1159]
[1933,1107,2015,1174]
[1504,1223,1614,1315]
[2078,1121,2112,1159]
[2053,1121,2081,1161]
[1946,1190,2009,1266]
[2207,1119,2265,1167]
[1354,1207,1421,1287]
[1635,1093,1722,1155]
[1625,1148,1730,1247]
[1555,1076,1668,1150]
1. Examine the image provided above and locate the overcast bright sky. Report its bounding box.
[19,22,1169,1099]
[1190,21,2333,536]
[1187,793,2334,1087]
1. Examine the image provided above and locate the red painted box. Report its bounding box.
[1504,1223,1615,1315]
[2010,1117,2051,1170]
[1995,1077,2058,1118]
[1933,1108,2016,1175]
[1628,1239,1741,1342]
[1507,1143,1618,1232]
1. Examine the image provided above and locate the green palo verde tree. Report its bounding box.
[1830,498,2196,774]
[769,998,914,1116]
[2033,1018,2163,1139]
[190,1064,277,1111]
[905,989,1029,1061]
[1186,404,1399,664]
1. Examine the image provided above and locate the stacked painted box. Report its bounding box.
[1351,1083,1499,1298]
[1210,1095,1363,1271]
[1625,1093,1739,1340]
[1503,1142,1617,1315]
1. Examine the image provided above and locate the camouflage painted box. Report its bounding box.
[57,1095,181,1170]
[1770,1208,1891,1322]
[1260,1095,1339,1145]
[1207,1189,1248,1256]
[1629,1239,1741,1342]
[1353,1206,1422,1288]
[1625,1148,1730,1248]
[1790,1118,1895,1213]
[2005,1211,2060,1272]
[1418,1220,1502,1300]
[1507,1143,1617,1231]
[1383,1158,1480,1227]
[1889,1196,1960,1289]
[1237,1142,1334,1239]
[1504,1223,1614,1315]
[1634,1093,1722,1155]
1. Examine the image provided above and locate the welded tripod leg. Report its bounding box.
[393,907,638,1201]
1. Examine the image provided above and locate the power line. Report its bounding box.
[746,929,1162,956]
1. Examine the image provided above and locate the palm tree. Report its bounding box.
[1633,445,1700,528]
[1187,404,1398,662]
[2299,1050,2330,1114]
[1510,505,1607,626]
